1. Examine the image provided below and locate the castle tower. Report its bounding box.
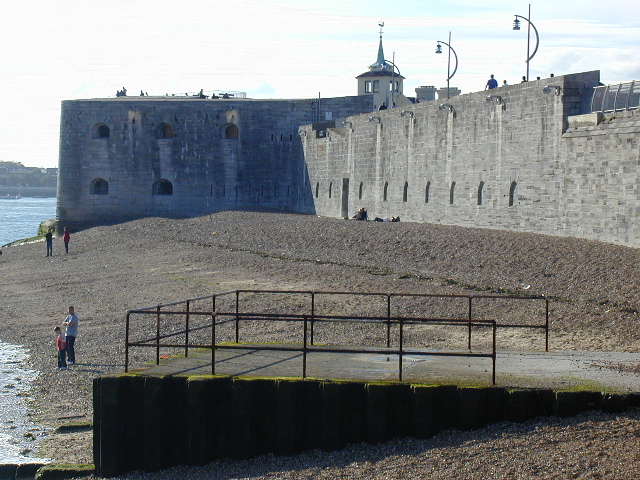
[356,22,405,110]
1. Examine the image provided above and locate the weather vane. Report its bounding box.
[378,21,384,38]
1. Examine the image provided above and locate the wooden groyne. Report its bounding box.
[93,374,639,477]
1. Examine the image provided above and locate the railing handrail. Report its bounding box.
[125,312,497,383]
[127,312,497,347]
[124,289,549,385]
[128,289,547,315]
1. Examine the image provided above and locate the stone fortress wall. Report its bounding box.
[301,71,640,248]
[57,70,639,248]
[57,95,371,232]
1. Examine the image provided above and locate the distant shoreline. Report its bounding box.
[0,186,56,197]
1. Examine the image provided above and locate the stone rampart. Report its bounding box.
[57,71,639,248]
[57,96,372,232]
[300,71,639,248]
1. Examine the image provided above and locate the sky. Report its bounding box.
[1,0,639,169]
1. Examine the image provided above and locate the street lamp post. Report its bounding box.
[435,32,458,100]
[513,3,539,82]
[385,56,401,107]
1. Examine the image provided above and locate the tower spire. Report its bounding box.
[370,21,388,71]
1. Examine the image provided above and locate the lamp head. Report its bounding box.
[543,85,563,96]
[435,43,442,54]
[513,17,520,30]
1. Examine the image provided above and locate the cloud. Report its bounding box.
[250,82,278,98]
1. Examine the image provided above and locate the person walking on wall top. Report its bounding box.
[485,74,498,90]
[45,228,53,256]
[63,227,70,254]
[63,306,78,365]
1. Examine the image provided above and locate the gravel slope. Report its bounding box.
[0,211,638,477]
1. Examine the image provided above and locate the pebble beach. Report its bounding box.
[0,211,638,479]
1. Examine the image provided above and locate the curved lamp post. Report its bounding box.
[513,4,539,82]
[385,55,402,107]
[435,32,458,100]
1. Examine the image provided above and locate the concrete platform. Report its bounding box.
[131,345,640,392]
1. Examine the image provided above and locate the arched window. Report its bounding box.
[158,123,174,139]
[509,181,517,207]
[90,178,109,195]
[450,182,456,205]
[477,181,485,206]
[153,179,173,196]
[93,123,110,139]
[425,181,431,204]
[329,182,333,198]
[403,181,409,202]
[358,182,364,200]
[225,124,239,139]
[383,181,388,201]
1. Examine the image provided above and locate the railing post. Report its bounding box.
[211,312,216,375]
[398,317,403,381]
[467,296,473,350]
[125,311,130,372]
[387,294,391,348]
[310,292,315,346]
[156,305,161,365]
[545,297,549,352]
[185,300,190,358]
[235,290,240,343]
[492,320,497,385]
[303,315,308,378]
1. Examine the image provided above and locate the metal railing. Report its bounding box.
[125,290,549,385]
[591,81,640,113]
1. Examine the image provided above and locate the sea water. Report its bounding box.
[0,197,56,247]
[0,198,55,462]
[0,342,48,464]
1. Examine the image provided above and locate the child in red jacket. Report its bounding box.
[55,326,67,370]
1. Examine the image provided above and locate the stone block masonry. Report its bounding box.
[57,70,639,248]
[57,95,372,232]
[93,374,640,477]
[301,71,639,248]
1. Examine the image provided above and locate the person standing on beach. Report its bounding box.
[62,306,78,365]
[55,326,67,370]
[45,228,53,256]
[63,227,70,254]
